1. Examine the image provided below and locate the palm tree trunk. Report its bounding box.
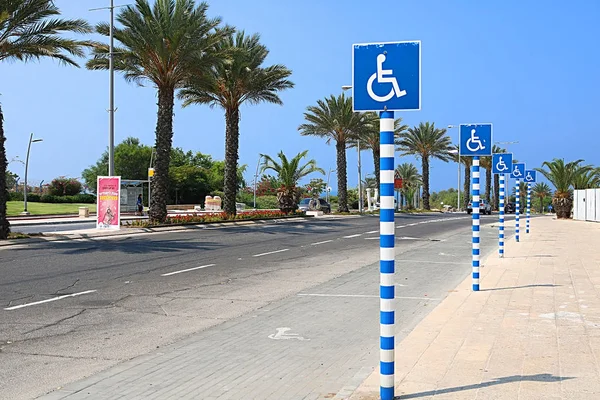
[494,174,500,210]
[539,197,543,214]
[223,107,240,215]
[0,104,10,239]
[463,164,471,210]
[336,140,348,212]
[485,167,492,203]
[149,87,175,223]
[400,192,404,210]
[422,156,430,210]
[373,148,380,188]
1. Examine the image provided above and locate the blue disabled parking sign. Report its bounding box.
[524,170,537,183]
[492,153,513,174]
[459,124,493,156]
[511,163,526,179]
[352,41,421,112]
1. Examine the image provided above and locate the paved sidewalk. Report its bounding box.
[350,216,600,400]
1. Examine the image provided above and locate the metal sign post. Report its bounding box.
[511,163,526,242]
[524,170,537,234]
[492,153,513,258]
[352,40,421,400]
[459,124,493,291]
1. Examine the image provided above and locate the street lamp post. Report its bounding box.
[342,85,363,213]
[22,133,43,215]
[326,168,336,204]
[253,154,265,209]
[448,125,461,211]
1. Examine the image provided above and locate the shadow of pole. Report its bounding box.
[480,284,560,292]
[395,374,573,399]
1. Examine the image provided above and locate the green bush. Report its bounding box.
[49,177,82,196]
[39,194,95,204]
[8,192,40,202]
[255,195,279,209]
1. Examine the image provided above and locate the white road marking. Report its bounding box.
[365,230,379,234]
[253,249,289,257]
[4,290,97,311]
[297,293,439,300]
[365,237,379,240]
[161,263,216,277]
[396,225,407,228]
[311,240,333,246]
[268,327,309,341]
[343,234,362,239]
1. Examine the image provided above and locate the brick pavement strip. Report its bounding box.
[349,216,600,400]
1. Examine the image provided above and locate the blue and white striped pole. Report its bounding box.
[379,111,395,400]
[472,156,480,291]
[515,179,520,242]
[499,174,505,257]
[526,182,531,234]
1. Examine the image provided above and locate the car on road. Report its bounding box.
[505,202,516,213]
[298,198,331,213]
[467,199,492,215]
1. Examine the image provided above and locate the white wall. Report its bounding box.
[574,189,600,222]
[586,189,597,222]
[595,189,600,222]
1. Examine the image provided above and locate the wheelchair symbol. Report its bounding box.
[466,129,485,152]
[512,166,523,178]
[525,172,533,182]
[495,156,508,172]
[367,54,407,102]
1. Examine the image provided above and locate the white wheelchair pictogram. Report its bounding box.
[466,129,485,152]
[512,165,523,178]
[525,172,533,182]
[495,156,508,172]
[367,54,407,102]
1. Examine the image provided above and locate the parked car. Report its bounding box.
[467,199,492,215]
[505,202,516,214]
[298,198,331,214]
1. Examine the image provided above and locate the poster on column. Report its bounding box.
[97,176,121,230]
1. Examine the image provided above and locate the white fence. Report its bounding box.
[573,189,600,222]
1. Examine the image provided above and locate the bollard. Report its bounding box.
[472,156,480,291]
[379,111,395,400]
[499,174,505,257]
[515,179,520,242]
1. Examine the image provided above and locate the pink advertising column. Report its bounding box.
[97,176,121,229]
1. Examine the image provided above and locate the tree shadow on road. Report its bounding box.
[481,284,560,292]
[12,236,223,256]
[395,374,572,399]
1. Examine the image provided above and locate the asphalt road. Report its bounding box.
[0,213,515,399]
[13,222,97,234]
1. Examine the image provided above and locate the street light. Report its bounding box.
[447,125,461,211]
[253,154,265,209]
[22,133,43,215]
[342,85,363,212]
[326,168,336,203]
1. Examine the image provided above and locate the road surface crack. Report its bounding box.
[23,309,87,335]
[53,279,80,295]
[5,294,35,308]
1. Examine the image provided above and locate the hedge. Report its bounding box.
[8,192,95,204]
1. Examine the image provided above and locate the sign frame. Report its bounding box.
[511,163,526,179]
[352,40,421,112]
[492,153,513,174]
[524,170,537,183]
[459,123,493,157]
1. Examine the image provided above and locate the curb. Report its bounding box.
[1,215,349,247]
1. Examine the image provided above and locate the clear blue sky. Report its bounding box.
[2,0,599,193]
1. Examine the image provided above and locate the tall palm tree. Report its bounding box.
[532,182,551,213]
[87,0,230,223]
[535,159,591,219]
[299,94,365,212]
[396,122,452,210]
[479,155,492,204]
[395,162,421,210]
[572,166,600,190]
[179,31,293,215]
[0,0,92,239]
[348,112,408,187]
[260,150,324,213]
